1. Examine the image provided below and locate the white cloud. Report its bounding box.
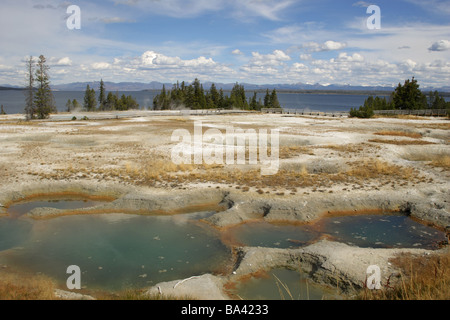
[248,50,291,67]
[91,62,112,70]
[239,50,293,80]
[302,41,347,52]
[52,57,73,67]
[400,59,418,71]
[300,54,312,60]
[232,49,244,55]
[333,53,364,63]
[292,62,308,71]
[428,40,450,51]
[102,50,238,83]
[0,64,13,71]
[139,51,216,69]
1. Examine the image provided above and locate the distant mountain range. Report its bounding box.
[2,81,449,94]
[52,81,403,92]
[0,85,24,91]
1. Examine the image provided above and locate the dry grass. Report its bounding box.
[347,159,415,180]
[412,122,450,130]
[369,138,435,146]
[104,158,419,191]
[401,149,450,170]
[430,155,450,170]
[0,272,56,300]
[374,131,422,139]
[99,289,195,300]
[279,146,315,159]
[42,152,423,192]
[373,115,428,120]
[358,250,450,300]
[321,144,368,154]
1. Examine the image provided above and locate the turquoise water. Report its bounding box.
[0,212,231,291]
[228,214,446,250]
[233,268,339,300]
[317,214,446,249]
[0,218,33,251]
[226,221,320,248]
[1,197,446,295]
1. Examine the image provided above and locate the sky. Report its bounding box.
[0,0,449,87]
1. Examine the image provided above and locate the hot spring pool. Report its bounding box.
[229,268,340,300]
[0,211,231,291]
[6,197,111,218]
[225,213,446,250]
[1,196,447,296]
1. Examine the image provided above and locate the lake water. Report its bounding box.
[0,90,391,114]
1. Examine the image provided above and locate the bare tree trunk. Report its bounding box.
[24,56,35,120]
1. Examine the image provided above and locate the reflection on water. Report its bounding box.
[0,212,230,291]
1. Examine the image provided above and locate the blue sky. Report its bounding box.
[0,0,449,87]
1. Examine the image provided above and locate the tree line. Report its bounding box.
[152,79,281,111]
[24,55,140,119]
[66,79,140,112]
[350,77,450,118]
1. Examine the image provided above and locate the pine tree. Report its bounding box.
[428,91,446,109]
[83,85,97,111]
[230,83,248,109]
[199,84,207,109]
[99,79,106,111]
[264,89,271,108]
[270,89,281,108]
[219,88,226,109]
[106,92,118,110]
[125,95,139,110]
[249,92,258,110]
[66,99,73,112]
[72,99,81,111]
[24,56,35,120]
[210,83,220,108]
[390,77,427,110]
[34,55,56,119]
